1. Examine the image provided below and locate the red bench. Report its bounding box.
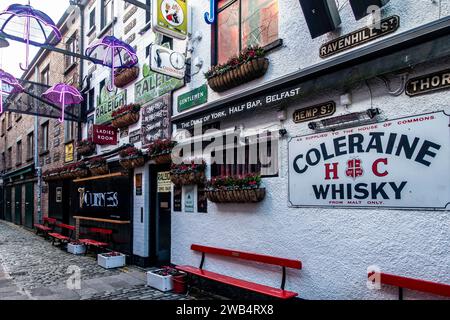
[79,227,113,254]
[176,244,302,299]
[368,271,450,299]
[34,217,57,238]
[48,223,75,246]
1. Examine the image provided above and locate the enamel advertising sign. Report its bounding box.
[288,112,450,210]
[152,0,188,40]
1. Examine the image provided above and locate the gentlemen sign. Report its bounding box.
[320,16,400,58]
[406,69,450,97]
[293,101,336,124]
[178,84,208,112]
[288,112,450,210]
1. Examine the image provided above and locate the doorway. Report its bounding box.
[24,183,34,229]
[149,165,172,265]
[5,187,12,222]
[14,185,22,225]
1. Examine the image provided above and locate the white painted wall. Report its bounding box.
[171,0,450,296]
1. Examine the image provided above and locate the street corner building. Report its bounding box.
[0,0,449,301]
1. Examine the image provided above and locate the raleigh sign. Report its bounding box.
[288,111,450,210]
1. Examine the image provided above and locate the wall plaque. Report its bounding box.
[293,101,336,124]
[406,69,450,97]
[320,16,400,58]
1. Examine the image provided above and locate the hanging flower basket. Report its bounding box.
[170,160,207,186]
[42,170,61,182]
[148,139,177,164]
[205,174,266,203]
[60,162,89,179]
[88,156,109,176]
[205,46,269,92]
[76,139,96,157]
[119,146,145,170]
[111,104,141,129]
[114,66,139,88]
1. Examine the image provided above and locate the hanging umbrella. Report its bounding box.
[42,83,83,124]
[0,3,62,70]
[0,69,24,115]
[85,36,138,91]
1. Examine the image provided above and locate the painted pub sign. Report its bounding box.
[288,112,450,210]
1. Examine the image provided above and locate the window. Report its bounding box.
[16,140,22,165]
[7,112,12,129]
[216,0,278,64]
[101,0,114,29]
[41,122,49,153]
[65,33,79,69]
[65,121,75,142]
[89,8,96,30]
[1,118,5,135]
[7,147,12,169]
[87,88,95,112]
[1,152,5,171]
[41,67,50,86]
[27,132,34,160]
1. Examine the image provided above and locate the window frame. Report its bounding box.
[213,0,280,65]
[65,32,79,70]
[40,122,49,154]
[27,132,34,161]
[16,140,22,166]
[101,0,113,30]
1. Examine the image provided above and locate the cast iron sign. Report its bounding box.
[141,94,172,147]
[176,86,301,130]
[95,90,127,124]
[93,125,118,145]
[293,101,336,124]
[178,84,208,112]
[320,16,400,58]
[288,111,450,210]
[406,69,450,97]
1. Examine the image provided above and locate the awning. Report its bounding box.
[3,163,35,180]
[172,16,450,130]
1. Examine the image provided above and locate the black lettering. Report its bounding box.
[371,182,389,199]
[306,149,321,166]
[320,143,334,161]
[331,184,345,200]
[313,185,330,199]
[334,137,347,157]
[354,183,369,200]
[366,132,385,153]
[293,155,308,174]
[395,135,420,159]
[415,140,441,167]
[385,133,397,155]
[389,182,407,200]
[348,134,364,154]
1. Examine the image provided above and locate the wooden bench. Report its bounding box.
[368,271,450,299]
[176,244,302,299]
[34,217,57,238]
[79,227,113,254]
[48,223,75,246]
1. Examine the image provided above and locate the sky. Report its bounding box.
[0,0,70,78]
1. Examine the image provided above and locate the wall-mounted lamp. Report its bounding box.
[308,108,380,131]
[277,108,287,121]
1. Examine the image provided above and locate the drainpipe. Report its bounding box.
[77,2,85,142]
[34,66,42,223]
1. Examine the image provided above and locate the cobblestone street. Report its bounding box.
[0,221,191,300]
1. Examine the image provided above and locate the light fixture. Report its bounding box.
[308,108,380,131]
[277,108,287,121]
[0,33,9,48]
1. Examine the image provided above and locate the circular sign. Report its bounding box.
[161,0,184,27]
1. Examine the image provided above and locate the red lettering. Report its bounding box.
[325,163,339,180]
[372,158,388,177]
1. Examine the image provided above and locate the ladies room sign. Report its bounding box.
[288,111,450,210]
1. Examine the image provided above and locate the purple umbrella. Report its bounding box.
[0,3,62,70]
[42,83,83,124]
[86,36,138,91]
[0,69,24,115]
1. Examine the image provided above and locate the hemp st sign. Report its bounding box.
[288,111,450,210]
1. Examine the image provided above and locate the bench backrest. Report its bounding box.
[369,272,450,297]
[89,227,113,235]
[191,244,302,269]
[44,217,57,225]
[57,223,76,231]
